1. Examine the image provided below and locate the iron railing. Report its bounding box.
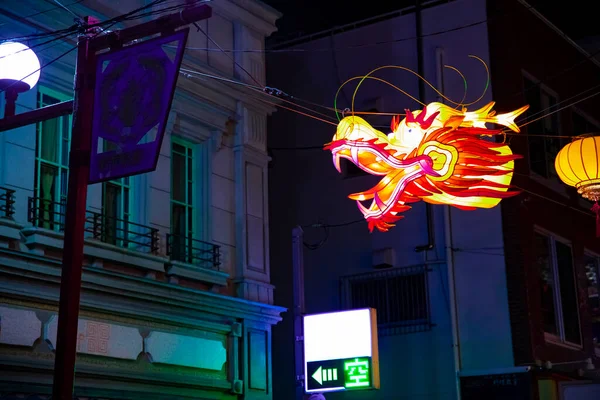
[28,197,159,254]
[87,211,159,254]
[28,197,66,231]
[340,264,433,336]
[166,233,221,270]
[0,187,15,219]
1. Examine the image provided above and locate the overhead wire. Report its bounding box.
[0,0,85,32]
[43,0,82,21]
[0,0,186,95]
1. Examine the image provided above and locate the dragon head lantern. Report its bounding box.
[325,101,529,232]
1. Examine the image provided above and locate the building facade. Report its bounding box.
[268,0,600,399]
[0,1,284,399]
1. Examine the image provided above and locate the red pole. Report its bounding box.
[3,88,18,118]
[51,35,95,400]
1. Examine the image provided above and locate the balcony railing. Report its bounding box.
[166,233,221,270]
[87,211,159,254]
[28,197,159,254]
[0,187,15,219]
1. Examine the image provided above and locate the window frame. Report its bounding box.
[522,71,570,197]
[170,135,196,241]
[571,107,600,137]
[340,265,432,336]
[583,249,600,357]
[34,85,72,230]
[101,175,133,247]
[534,226,582,348]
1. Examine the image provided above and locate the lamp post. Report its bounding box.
[0,41,41,117]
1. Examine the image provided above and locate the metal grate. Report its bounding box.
[340,264,433,336]
[28,197,159,254]
[166,233,221,270]
[0,186,15,219]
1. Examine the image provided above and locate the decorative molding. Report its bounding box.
[241,107,267,151]
[20,227,168,273]
[0,247,286,326]
[165,261,229,287]
[230,322,243,337]
[0,219,22,249]
[211,0,280,36]
[145,331,227,371]
[45,315,143,361]
[233,279,274,305]
[0,305,41,347]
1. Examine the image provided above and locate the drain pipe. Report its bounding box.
[432,43,463,399]
[414,0,434,254]
[445,205,462,399]
[292,226,310,400]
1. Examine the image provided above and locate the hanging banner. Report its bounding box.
[89,28,189,183]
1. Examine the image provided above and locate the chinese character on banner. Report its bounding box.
[344,358,370,388]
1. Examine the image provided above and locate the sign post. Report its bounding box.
[48,6,211,399]
[303,308,380,394]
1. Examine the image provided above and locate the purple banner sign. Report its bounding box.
[89,29,189,183]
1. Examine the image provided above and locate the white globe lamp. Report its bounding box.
[0,41,41,117]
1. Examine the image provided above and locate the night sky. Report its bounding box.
[262,1,599,45]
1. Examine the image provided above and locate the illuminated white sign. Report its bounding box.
[303,308,380,393]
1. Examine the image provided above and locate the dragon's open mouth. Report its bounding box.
[326,138,440,231]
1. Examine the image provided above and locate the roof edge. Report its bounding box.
[268,0,454,49]
[517,0,600,70]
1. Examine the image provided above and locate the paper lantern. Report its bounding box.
[325,101,529,232]
[555,136,600,236]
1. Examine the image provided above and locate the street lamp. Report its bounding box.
[0,41,41,117]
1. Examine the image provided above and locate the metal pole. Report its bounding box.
[0,100,73,133]
[292,226,306,400]
[414,0,435,254]
[51,35,95,400]
[3,89,18,118]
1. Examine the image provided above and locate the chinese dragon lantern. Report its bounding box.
[555,136,600,236]
[325,101,529,232]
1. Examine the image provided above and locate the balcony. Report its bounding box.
[166,233,221,270]
[0,187,15,219]
[27,197,159,255]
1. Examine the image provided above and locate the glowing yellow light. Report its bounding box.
[325,102,528,232]
[555,136,600,201]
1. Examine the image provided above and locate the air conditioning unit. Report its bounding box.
[373,247,395,269]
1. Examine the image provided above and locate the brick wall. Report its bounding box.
[488,0,600,365]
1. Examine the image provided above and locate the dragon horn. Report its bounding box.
[391,114,401,132]
[491,105,530,132]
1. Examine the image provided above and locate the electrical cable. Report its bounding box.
[44,0,82,21]
[0,0,185,95]
[0,0,85,32]
[0,30,78,61]
[0,44,78,95]
[179,66,600,149]
[194,15,263,88]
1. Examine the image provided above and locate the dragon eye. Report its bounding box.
[408,129,412,133]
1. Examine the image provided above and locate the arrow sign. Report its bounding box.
[312,366,323,385]
[306,360,344,391]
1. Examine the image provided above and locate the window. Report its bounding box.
[523,76,562,178]
[34,86,71,230]
[572,110,600,137]
[341,265,432,336]
[98,138,132,246]
[170,137,195,262]
[583,252,600,355]
[535,231,581,346]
